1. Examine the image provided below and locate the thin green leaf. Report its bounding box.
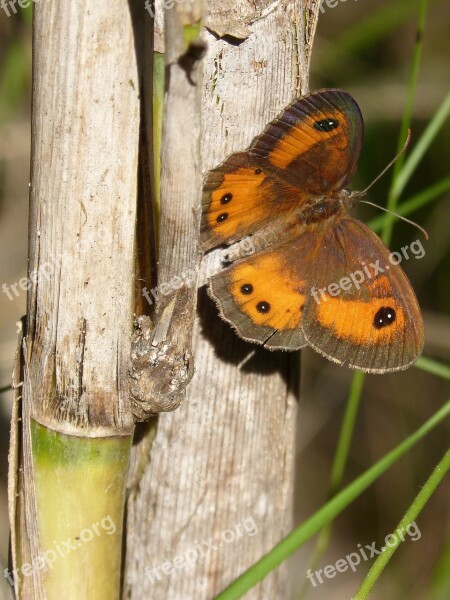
[330,371,366,493]
[215,399,450,600]
[298,371,366,599]
[415,356,450,380]
[153,51,165,211]
[382,0,429,244]
[392,88,450,201]
[353,448,450,599]
[0,39,30,123]
[431,536,450,600]
[368,175,450,233]
[316,0,434,75]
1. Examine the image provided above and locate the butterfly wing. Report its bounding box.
[302,216,424,373]
[201,89,363,252]
[200,152,301,251]
[208,214,423,372]
[207,228,322,350]
[249,89,363,194]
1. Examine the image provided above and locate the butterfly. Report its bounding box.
[200,89,424,373]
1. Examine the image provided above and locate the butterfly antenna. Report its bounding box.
[353,129,411,197]
[359,199,429,240]
[351,129,427,239]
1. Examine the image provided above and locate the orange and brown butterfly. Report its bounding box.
[200,89,424,373]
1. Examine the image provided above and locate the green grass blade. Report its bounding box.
[316,0,435,75]
[215,399,450,600]
[0,39,30,123]
[330,371,366,493]
[391,88,450,201]
[152,50,165,248]
[382,0,429,244]
[297,371,366,599]
[368,175,450,233]
[431,536,450,600]
[390,0,428,176]
[353,448,450,599]
[415,356,450,379]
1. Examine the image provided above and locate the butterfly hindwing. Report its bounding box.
[302,217,424,372]
[208,215,424,372]
[208,228,322,350]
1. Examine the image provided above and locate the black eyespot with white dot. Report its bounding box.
[240,284,253,295]
[256,301,270,314]
[254,168,262,175]
[314,118,339,132]
[373,306,396,329]
[216,212,228,222]
[220,193,232,204]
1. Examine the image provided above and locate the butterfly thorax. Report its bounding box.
[299,196,343,225]
[300,186,360,222]
[251,189,358,252]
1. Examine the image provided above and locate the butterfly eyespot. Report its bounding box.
[216,212,228,222]
[220,193,233,204]
[314,118,339,132]
[240,283,253,295]
[373,306,396,329]
[256,301,270,314]
[254,169,262,175]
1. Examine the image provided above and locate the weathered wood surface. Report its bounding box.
[26,1,139,433]
[11,2,140,597]
[125,1,320,597]
[129,0,204,417]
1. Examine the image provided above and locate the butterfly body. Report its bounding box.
[201,89,424,373]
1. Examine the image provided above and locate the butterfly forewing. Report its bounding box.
[249,89,363,194]
[200,152,302,251]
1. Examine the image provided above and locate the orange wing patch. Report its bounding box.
[229,254,306,330]
[201,153,301,251]
[249,90,363,194]
[316,296,405,344]
[269,110,348,170]
[206,166,267,239]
